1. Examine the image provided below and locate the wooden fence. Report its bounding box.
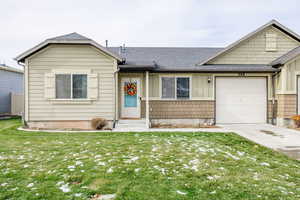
[10,93,24,116]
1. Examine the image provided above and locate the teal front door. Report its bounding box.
[121,78,141,118]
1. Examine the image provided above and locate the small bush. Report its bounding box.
[291,115,300,128]
[91,118,107,130]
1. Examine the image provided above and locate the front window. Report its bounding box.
[55,74,87,99]
[161,77,190,99]
[176,77,190,99]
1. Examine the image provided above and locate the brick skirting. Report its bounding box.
[142,100,214,119]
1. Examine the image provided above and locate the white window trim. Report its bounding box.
[159,75,192,100]
[55,72,88,100]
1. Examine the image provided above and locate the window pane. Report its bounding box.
[72,74,87,99]
[56,74,71,99]
[177,77,189,99]
[161,77,175,99]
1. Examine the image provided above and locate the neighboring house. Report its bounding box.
[15,20,300,129]
[0,64,23,115]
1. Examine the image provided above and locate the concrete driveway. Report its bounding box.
[221,124,300,160]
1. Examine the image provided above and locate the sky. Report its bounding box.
[1,0,300,69]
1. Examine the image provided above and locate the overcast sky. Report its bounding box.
[1,0,300,69]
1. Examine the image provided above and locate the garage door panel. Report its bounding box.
[216,77,267,124]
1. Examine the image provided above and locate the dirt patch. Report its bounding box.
[89,178,110,190]
[151,124,220,129]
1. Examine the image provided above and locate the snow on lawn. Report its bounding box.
[0,126,299,199]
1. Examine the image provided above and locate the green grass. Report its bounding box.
[0,119,299,200]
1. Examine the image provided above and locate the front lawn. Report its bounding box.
[0,119,299,200]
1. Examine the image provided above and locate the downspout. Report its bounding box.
[17,61,26,126]
[271,69,281,125]
[113,67,120,128]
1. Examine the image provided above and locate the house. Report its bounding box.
[0,64,23,115]
[15,20,300,130]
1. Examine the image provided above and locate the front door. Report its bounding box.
[121,78,141,118]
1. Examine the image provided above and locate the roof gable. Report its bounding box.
[199,20,300,65]
[270,46,300,66]
[15,33,122,63]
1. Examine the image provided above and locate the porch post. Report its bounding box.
[146,71,150,128]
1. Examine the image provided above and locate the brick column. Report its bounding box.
[277,94,297,126]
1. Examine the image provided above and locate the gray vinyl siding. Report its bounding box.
[27,44,116,121]
[0,70,23,113]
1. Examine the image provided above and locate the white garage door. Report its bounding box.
[216,77,267,124]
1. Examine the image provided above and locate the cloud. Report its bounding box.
[0,0,299,68]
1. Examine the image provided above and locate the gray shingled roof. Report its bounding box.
[270,46,300,66]
[119,64,279,72]
[48,32,91,41]
[108,47,278,72]
[108,47,223,68]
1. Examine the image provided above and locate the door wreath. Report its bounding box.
[124,82,137,96]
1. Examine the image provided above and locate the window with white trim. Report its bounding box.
[161,77,190,99]
[55,74,87,99]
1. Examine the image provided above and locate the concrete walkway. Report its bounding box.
[221,124,300,160]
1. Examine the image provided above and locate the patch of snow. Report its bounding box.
[107,167,113,173]
[134,168,141,172]
[98,162,106,166]
[176,190,187,195]
[18,155,25,160]
[207,175,220,180]
[125,156,139,163]
[210,191,216,194]
[56,181,64,186]
[0,183,8,187]
[74,193,82,197]
[75,161,83,166]
[27,183,34,188]
[225,152,240,160]
[59,183,71,193]
[260,162,270,167]
[97,194,116,200]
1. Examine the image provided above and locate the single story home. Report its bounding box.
[15,20,300,130]
[0,64,23,115]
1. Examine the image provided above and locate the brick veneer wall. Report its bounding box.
[141,100,276,121]
[141,100,214,119]
[277,94,297,118]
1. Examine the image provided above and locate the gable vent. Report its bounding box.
[266,33,277,52]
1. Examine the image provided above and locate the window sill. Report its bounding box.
[49,99,94,104]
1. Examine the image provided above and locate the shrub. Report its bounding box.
[291,115,300,128]
[91,118,107,130]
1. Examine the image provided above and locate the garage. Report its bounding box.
[216,77,267,124]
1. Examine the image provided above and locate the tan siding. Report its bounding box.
[149,74,160,98]
[192,75,213,98]
[27,44,116,121]
[209,27,299,64]
[284,56,300,92]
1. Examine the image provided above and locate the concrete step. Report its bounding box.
[118,119,146,124]
[114,119,148,131]
[115,124,147,129]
